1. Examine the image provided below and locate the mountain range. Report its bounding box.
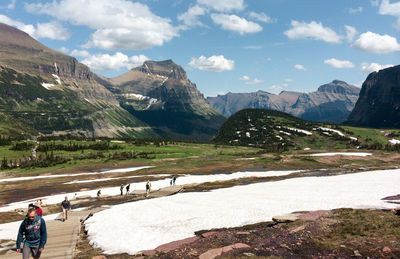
[207,80,360,123]
[0,23,224,140]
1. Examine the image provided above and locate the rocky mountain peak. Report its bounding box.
[317,80,360,95]
[134,59,187,80]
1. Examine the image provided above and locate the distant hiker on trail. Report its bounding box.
[97,190,101,197]
[146,180,151,197]
[61,196,71,222]
[126,184,130,195]
[120,184,124,195]
[33,202,43,216]
[170,179,173,186]
[39,199,43,206]
[172,176,177,185]
[16,208,47,259]
[73,193,77,200]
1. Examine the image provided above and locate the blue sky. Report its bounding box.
[1,0,400,97]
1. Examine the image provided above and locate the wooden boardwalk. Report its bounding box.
[2,185,183,259]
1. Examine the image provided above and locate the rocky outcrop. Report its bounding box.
[346,65,400,128]
[207,80,360,123]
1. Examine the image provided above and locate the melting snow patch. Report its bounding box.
[85,169,400,255]
[286,127,312,136]
[309,152,372,157]
[52,74,61,85]
[318,127,344,136]
[389,139,400,145]
[246,132,250,138]
[41,82,54,89]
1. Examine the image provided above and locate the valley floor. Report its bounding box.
[0,147,400,258]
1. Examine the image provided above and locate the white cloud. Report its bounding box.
[294,64,307,71]
[197,0,245,12]
[379,0,400,29]
[360,62,394,74]
[324,58,355,69]
[284,20,342,44]
[240,75,250,81]
[178,5,206,28]
[345,25,358,42]
[348,7,363,14]
[245,78,264,85]
[0,15,69,41]
[25,0,179,50]
[188,55,234,72]
[35,21,70,41]
[70,49,90,57]
[81,52,149,72]
[248,12,274,23]
[59,46,69,53]
[211,14,262,35]
[353,31,400,54]
[269,84,288,94]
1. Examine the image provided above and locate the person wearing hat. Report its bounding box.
[33,202,43,216]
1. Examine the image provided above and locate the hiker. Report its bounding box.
[16,208,47,259]
[61,196,71,222]
[170,179,173,186]
[97,190,101,197]
[172,176,177,185]
[146,180,151,197]
[120,184,124,195]
[39,199,43,206]
[28,203,34,210]
[33,202,43,216]
[126,184,130,195]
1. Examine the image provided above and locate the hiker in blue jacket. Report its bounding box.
[16,208,47,259]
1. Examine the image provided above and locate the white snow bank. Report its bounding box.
[63,174,170,185]
[0,213,60,241]
[52,74,61,85]
[318,127,344,136]
[0,170,299,212]
[286,127,312,135]
[389,139,400,145]
[41,82,54,89]
[309,152,372,157]
[0,166,152,183]
[85,169,400,255]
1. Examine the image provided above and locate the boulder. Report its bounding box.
[91,256,107,259]
[155,236,199,253]
[199,243,250,259]
[201,231,218,238]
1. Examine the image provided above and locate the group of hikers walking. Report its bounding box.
[14,176,178,258]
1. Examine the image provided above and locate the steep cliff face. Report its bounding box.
[346,65,400,128]
[106,60,225,140]
[207,80,360,123]
[0,23,154,138]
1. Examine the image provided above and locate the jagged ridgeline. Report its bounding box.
[214,109,361,151]
[98,59,226,141]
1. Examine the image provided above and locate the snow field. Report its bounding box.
[0,170,300,212]
[85,169,400,255]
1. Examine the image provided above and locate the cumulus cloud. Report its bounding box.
[360,62,394,74]
[353,31,400,54]
[178,5,206,28]
[248,12,274,23]
[284,20,342,44]
[240,75,250,81]
[59,46,69,53]
[81,53,149,72]
[294,64,307,71]
[197,0,245,12]
[345,25,358,42]
[324,58,355,69]
[25,0,178,50]
[379,0,400,29]
[188,55,234,72]
[211,14,262,35]
[35,21,70,41]
[70,49,90,57]
[269,84,288,94]
[0,15,69,41]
